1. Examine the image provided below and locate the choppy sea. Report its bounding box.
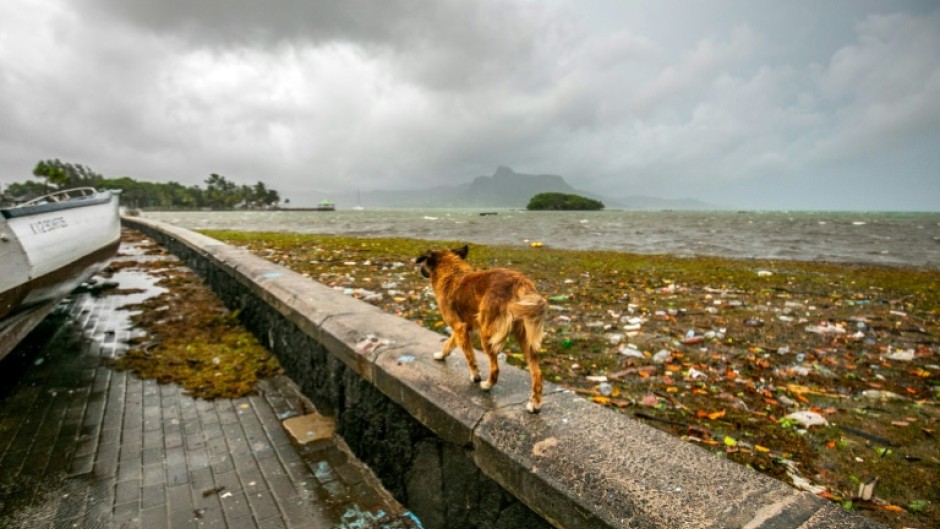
[142,209,940,268]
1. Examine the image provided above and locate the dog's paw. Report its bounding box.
[433,352,447,361]
[471,373,482,383]
[526,401,541,414]
[480,380,493,391]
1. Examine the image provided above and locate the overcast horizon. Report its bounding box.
[1,1,938,211]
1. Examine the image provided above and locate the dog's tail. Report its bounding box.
[489,290,547,350]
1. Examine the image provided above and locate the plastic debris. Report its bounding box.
[277,410,299,420]
[805,323,846,335]
[860,390,904,401]
[619,345,644,358]
[857,477,878,501]
[779,459,827,494]
[784,410,829,428]
[885,348,915,361]
[652,349,670,364]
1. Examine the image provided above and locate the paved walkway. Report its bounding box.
[0,233,420,529]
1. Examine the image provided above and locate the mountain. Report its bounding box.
[613,195,718,210]
[334,167,606,208]
[322,167,720,210]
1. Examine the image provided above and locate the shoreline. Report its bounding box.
[202,229,939,529]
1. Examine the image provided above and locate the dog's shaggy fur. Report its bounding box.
[416,245,546,413]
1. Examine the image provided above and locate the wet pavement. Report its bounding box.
[0,234,421,529]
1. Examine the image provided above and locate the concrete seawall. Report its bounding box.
[123,216,887,529]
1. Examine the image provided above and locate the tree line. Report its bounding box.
[0,159,283,210]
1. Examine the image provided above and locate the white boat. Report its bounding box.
[0,187,121,359]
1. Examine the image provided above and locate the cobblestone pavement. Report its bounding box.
[0,234,421,529]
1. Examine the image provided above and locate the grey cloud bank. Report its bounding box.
[0,0,938,210]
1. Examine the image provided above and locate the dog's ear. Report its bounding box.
[416,251,436,266]
[453,245,469,259]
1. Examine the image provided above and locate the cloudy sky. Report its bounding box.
[1,1,938,210]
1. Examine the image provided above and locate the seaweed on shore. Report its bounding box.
[204,229,939,529]
[108,230,282,399]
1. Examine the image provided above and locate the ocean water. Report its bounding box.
[142,209,940,268]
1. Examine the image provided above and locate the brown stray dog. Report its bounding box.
[416,245,546,413]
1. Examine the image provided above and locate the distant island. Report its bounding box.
[527,192,604,211]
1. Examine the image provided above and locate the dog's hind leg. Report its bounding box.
[451,322,481,383]
[478,339,500,392]
[513,323,543,413]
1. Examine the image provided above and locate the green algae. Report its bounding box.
[202,229,939,529]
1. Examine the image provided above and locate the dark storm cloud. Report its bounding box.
[2,1,938,210]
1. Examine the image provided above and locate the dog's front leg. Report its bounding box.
[434,334,458,361]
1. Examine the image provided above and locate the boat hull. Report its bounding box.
[0,190,121,359]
